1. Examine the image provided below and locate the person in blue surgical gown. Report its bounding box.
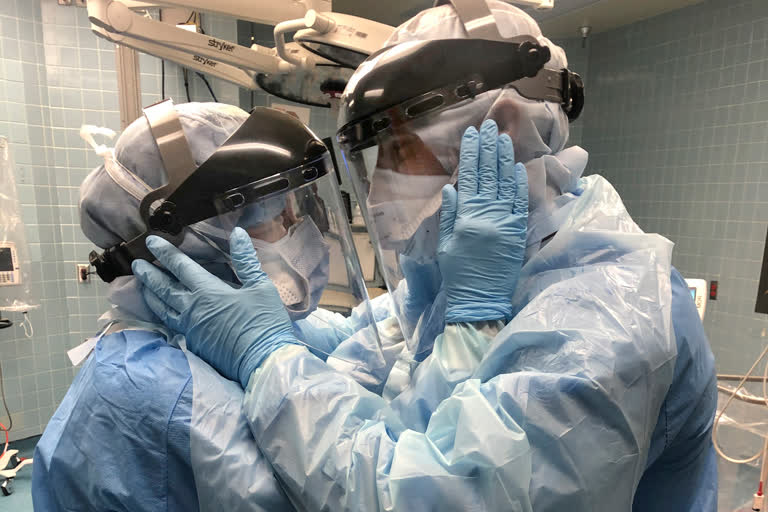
[135,1,718,511]
[32,101,389,512]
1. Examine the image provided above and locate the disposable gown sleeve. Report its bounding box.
[388,321,503,432]
[243,241,677,511]
[292,292,393,361]
[243,345,534,512]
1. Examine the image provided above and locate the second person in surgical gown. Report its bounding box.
[136,1,718,511]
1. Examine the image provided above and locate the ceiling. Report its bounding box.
[531,0,706,39]
[333,0,706,40]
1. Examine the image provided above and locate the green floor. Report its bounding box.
[1,435,38,512]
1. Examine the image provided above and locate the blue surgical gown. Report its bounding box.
[32,326,292,512]
[241,175,718,511]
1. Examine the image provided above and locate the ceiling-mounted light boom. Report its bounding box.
[91,24,260,90]
[291,10,395,68]
[87,0,396,107]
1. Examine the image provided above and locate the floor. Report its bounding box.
[0,434,762,511]
[1,435,38,512]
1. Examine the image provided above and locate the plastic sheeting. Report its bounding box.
[185,350,292,511]
[0,136,38,312]
[243,175,682,511]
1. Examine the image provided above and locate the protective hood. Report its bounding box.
[336,0,589,353]
[378,0,588,246]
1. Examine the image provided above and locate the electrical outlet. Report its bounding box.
[77,264,90,283]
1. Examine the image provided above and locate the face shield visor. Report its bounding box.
[337,37,583,345]
[223,173,366,321]
[89,101,374,331]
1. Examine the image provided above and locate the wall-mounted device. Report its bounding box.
[0,243,20,287]
[685,278,707,321]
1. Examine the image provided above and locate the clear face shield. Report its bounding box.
[337,37,584,351]
[340,111,462,349]
[219,170,368,322]
[89,101,380,356]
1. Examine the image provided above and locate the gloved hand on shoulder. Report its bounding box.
[133,228,299,388]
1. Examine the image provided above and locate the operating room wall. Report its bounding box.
[0,0,67,442]
[0,0,237,441]
[580,0,768,375]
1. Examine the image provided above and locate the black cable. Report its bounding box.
[160,9,166,100]
[183,69,191,102]
[250,23,255,110]
[197,72,218,102]
[0,311,10,330]
[0,361,12,432]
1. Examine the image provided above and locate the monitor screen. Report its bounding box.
[0,247,13,272]
[689,287,697,301]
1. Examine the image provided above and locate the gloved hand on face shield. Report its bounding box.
[132,228,299,388]
[438,119,528,323]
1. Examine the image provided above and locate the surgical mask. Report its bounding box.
[251,217,330,320]
[367,168,449,250]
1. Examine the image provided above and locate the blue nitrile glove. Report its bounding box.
[132,227,298,388]
[437,119,528,323]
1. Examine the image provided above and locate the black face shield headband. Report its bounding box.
[89,101,332,283]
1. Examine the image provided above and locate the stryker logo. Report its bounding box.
[193,55,218,68]
[208,39,235,52]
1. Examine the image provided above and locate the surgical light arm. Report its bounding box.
[88,0,296,75]
[91,24,260,90]
[117,0,332,25]
[276,9,394,69]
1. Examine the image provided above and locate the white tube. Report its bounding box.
[89,0,288,74]
[119,0,322,26]
[713,343,768,465]
[274,18,314,69]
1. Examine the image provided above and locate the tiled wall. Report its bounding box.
[581,0,768,376]
[1,0,73,442]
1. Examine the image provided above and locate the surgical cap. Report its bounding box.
[79,102,249,252]
[387,1,567,69]
[383,1,584,217]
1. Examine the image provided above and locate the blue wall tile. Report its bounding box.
[580,0,768,381]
